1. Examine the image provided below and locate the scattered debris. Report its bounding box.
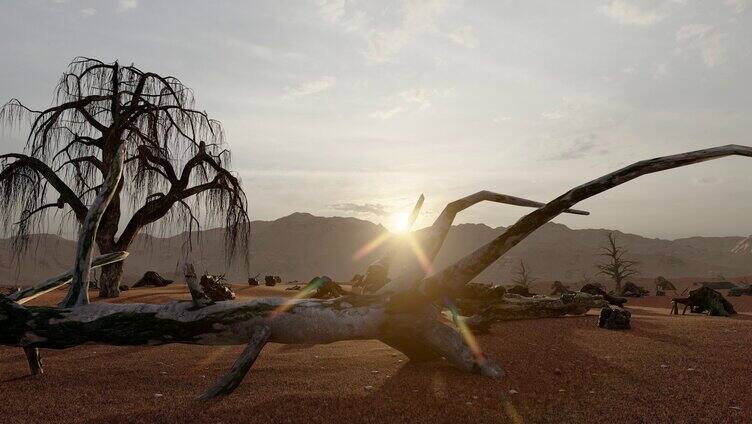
[598,306,631,330]
[132,271,174,288]
[360,261,389,293]
[199,274,235,301]
[305,276,350,299]
[285,285,302,291]
[264,275,281,287]
[248,273,260,286]
[671,287,735,316]
[621,281,649,297]
[654,276,676,296]
[580,283,627,306]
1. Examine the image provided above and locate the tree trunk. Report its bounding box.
[98,261,123,298]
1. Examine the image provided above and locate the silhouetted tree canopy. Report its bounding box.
[0,57,249,296]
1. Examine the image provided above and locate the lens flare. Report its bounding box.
[269,277,326,318]
[352,231,391,260]
[407,234,432,275]
[444,298,485,365]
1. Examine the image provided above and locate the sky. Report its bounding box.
[0,0,751,239]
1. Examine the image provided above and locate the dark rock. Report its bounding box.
[654,276,676,296]
[580,283,627,306]
[598,306,631,330]
[133,271,174,288]
[361,262,389,293]
[200,274,235,301]
[248,277,259,286]
[118,284,130,292]
[264,275,281,287]
[305,276,350,299]
[286,285,302,291]
[621,281,649,297]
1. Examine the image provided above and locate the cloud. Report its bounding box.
[81,8,97,17]
[447,25,478,48]
[284,76,336,97]
[117,0,138,12]
[364,0,453,62]
[676,24,728,68]
[536,95,621,161]
[369,106,404,120]
[492,115,512,124]
[400,88,432,109]
[315,0,365,31]
[653,62,669,78]
[547,136,609,161]
[331,202,390,217]
[597,0,665,26]
[725,0,747,14]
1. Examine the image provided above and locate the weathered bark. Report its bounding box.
[8,252,129,305]
[460,293,608,332]
[98,260,124,298]
[61,143,125,307]
[3,144,751,399]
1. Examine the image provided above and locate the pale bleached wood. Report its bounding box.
[419,145,752,299]
[61,143,126,307]
[8,252,129,305]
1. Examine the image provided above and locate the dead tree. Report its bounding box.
[2,145,751,400]
[596,232,639,293]
[0,57,249,297]
[511,259,537,287]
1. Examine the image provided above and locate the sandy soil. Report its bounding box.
[2,285,752,423]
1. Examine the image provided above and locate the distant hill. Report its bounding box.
[2,212,752,287]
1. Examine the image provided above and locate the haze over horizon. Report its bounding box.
[2,0,751,239]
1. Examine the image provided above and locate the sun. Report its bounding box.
[391,212,410,234]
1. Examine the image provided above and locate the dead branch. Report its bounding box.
[2,144,751,400]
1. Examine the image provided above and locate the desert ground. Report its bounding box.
[2,284,751,424]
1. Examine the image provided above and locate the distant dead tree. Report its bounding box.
[0,57,249,297]
[596,232,639,293]
[511,259,537,286]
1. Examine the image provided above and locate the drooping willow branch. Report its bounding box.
[0,57,250,296]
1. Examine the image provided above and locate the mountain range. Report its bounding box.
[1,212,751,287]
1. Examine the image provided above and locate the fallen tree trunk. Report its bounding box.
[3,144,751,400]
[459,293,608,332]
